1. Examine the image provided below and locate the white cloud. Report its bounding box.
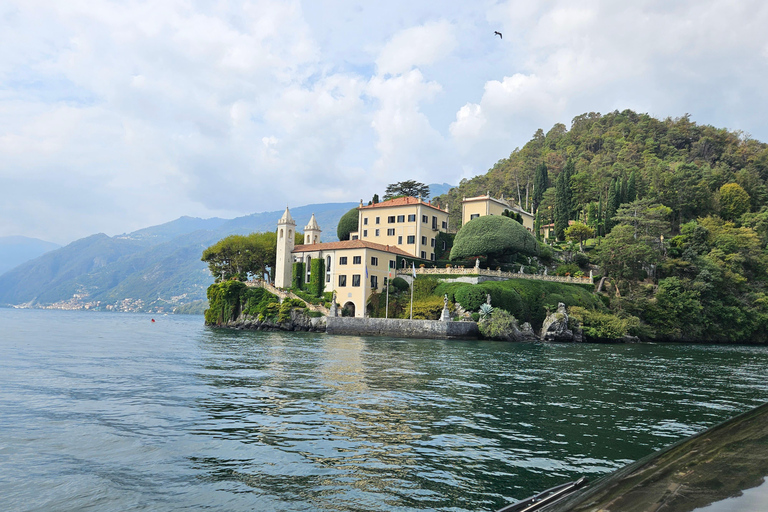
[2,0,768,244]
[376,20,457,76]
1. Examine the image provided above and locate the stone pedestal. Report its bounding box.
[440,307,451,322]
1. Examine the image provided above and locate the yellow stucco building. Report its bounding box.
[275,196,449,317]
[461,193,535,231]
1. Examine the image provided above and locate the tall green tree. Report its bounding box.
[718,182,751,221]
[532,162,548,214]
[554,168,570,240]
[383,180,430,200]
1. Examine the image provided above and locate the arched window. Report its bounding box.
[279,228,283,239]
[306,256,312,283]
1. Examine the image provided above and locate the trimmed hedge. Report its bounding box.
[450,215,539,260]
[309,258,325,297]
[337,208,359,241]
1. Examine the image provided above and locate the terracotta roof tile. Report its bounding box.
[359,196,447,212]
[293,240,416,257]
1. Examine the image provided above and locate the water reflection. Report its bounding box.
[192,331,768,511]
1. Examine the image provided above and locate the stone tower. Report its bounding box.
[304,213,321,245]
[275,207,296,288]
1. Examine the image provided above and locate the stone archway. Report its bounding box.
[342,301,356,317]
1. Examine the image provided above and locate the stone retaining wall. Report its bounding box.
[326,317,480,340]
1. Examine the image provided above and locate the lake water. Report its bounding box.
[2,308,768,512]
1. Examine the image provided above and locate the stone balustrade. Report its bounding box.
[400,266,593,285]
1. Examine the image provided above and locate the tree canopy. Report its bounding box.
[337,207,359,241]
[450,215,539,261]
[202,232,277,282]
[383,180,430,200]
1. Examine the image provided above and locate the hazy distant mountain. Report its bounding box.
[0,186,455,313]
[0,202,357,312]
[427,183,454,199]
[0,236,61,276]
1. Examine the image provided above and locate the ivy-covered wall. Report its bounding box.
[309,258,325,297]
[292,262,304,290]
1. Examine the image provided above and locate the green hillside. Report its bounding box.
[437,110,768,342]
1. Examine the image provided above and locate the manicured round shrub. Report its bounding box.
[390,277,409,292]
[450,215,539,260]
[337,208,359,241]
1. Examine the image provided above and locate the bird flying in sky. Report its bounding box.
[494,31,502,39]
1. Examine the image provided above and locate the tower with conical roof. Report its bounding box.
[275,207,296,288]
[304,213,321,245]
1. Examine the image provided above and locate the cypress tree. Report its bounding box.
[554,170,569,241]
[532,163,548,214]
[563,160,575,219]
[627,171,637,202]
[597,195,604,237]
[605,179,619,233]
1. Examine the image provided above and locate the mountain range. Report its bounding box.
[0,183,454,313]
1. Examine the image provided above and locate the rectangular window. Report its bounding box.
[470,214,479,220]
[387,228,395,236]
[422,215,428,223]
[371,256,378,266]
[388,216,396,223]
[353,256,361,264]
[421,251,426,259]
[371,275,378,289]
[352,274,361,287]
[363,217,368,225]
[397,215,405,223]
[363,229,368,237]
[442,221,447,229]
[398,236,402,244]
[407,214,416,222]
[430,253,435,261]
[431,238,435,247]
[432,216,438,230]
[442,241,447,250]
[375,217,380,224]
[326,274,331,282]
[407,235,415,244]
[339,257,347,265]
[351,235,358,240]
[421,236,427,245]
[389,260,396,270]
[375,229,380,237]
[338,275,347,286]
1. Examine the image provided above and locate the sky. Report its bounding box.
[2,0,768,245]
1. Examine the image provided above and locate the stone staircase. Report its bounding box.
[246,280,330,316]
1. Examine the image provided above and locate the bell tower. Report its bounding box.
[304,213,321,245]
[275,207,296,288]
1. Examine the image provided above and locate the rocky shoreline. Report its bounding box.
[210,309,327,333]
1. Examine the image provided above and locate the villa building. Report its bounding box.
[275,197,450,317]
[461,193,534,231]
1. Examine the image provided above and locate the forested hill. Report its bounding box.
[437,110,768,231]
[438,110,768,343]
